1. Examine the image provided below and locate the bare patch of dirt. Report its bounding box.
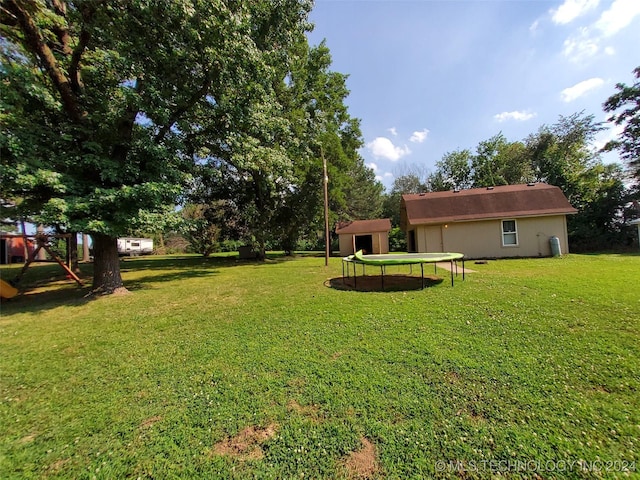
[287,377,307,389]
[17,433,37,444]
[212,423,278,461]
[111,286,131,296]
[456,407,486,424]
[342,437,380,479]
[85,286,131,297]
[47,458,70,473]
[445,371,460,384]
[139,416,162,429]
[287,399,321,422]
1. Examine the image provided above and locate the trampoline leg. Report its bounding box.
[421,263,424,289]
[354,263,357,290]
[380,265,384,290]
[450,259,454,287]
[463,258,465,281]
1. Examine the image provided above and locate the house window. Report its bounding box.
[502,220,518,246]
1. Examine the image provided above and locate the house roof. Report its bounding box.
[335,218,391,235]
[402,183,577,226]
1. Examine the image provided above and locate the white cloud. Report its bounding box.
[409,129,429,143]
[367,137,411,162]
[560,77,604,102]
[593,121,624,152]
[551,0,600,25]
[529,19,540,33]
[367,162,378,172]
[493,110,537,122]
[561,0,640,62]
[562,27,599,61]
[376,172,394,183]
[388,127,398,136]
[595,0,640,36]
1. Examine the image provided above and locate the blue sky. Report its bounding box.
[306,0,640,190]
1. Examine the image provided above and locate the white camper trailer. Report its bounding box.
[117,237,153,256]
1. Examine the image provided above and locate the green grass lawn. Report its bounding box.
[1,253,639,479]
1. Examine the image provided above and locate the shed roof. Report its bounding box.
[402,183,577,226]
[335,218,391,235]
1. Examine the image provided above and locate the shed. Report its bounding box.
[335,219,391,257]
[0,234,35,264]
[401,183,577,259]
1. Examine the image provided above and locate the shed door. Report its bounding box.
[355,235,373,254]
[407,230,416,253]
[0,239,7,265]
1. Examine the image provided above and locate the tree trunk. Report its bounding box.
[82,233,91,262]
[19,218,29,260]
[91,233,127,294]
[68,232,80,273]
[157,231,165,255]
[36,225,47,260]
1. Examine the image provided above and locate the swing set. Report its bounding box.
[0,234,84,299]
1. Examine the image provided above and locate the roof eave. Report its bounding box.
[407,210,578,226]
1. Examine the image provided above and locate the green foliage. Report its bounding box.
[190,39,379,256]
[603,66,640,185]
[1,0,315,289]
[382,169,428,226]
[388,226,407,251]
[181,201,244,257]
[1,254,639,477]
[424,112,630,251]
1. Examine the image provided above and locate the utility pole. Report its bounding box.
[322,147,330,266]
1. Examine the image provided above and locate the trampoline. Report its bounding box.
[342,250,465,290]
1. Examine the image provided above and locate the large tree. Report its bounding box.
[1,0,313,292]
[603,66,640,185]
[188,39,379,257]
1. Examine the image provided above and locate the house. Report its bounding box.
[400,183,577,259]
[335,219,391,257]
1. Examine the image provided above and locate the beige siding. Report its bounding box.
[412,215,570,258]
[338,234,352,257]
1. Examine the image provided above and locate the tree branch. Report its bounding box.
[49,0,72,55]
[69,2,97,94]
[3,0,86,122]
[154,70,215,143]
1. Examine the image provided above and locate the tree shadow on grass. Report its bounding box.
[0,284,94,315]
[118,252,311,272]
[0,253,317,314]
[0,260,223,315]
[123,268,220,291]
[326,274,444,292]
